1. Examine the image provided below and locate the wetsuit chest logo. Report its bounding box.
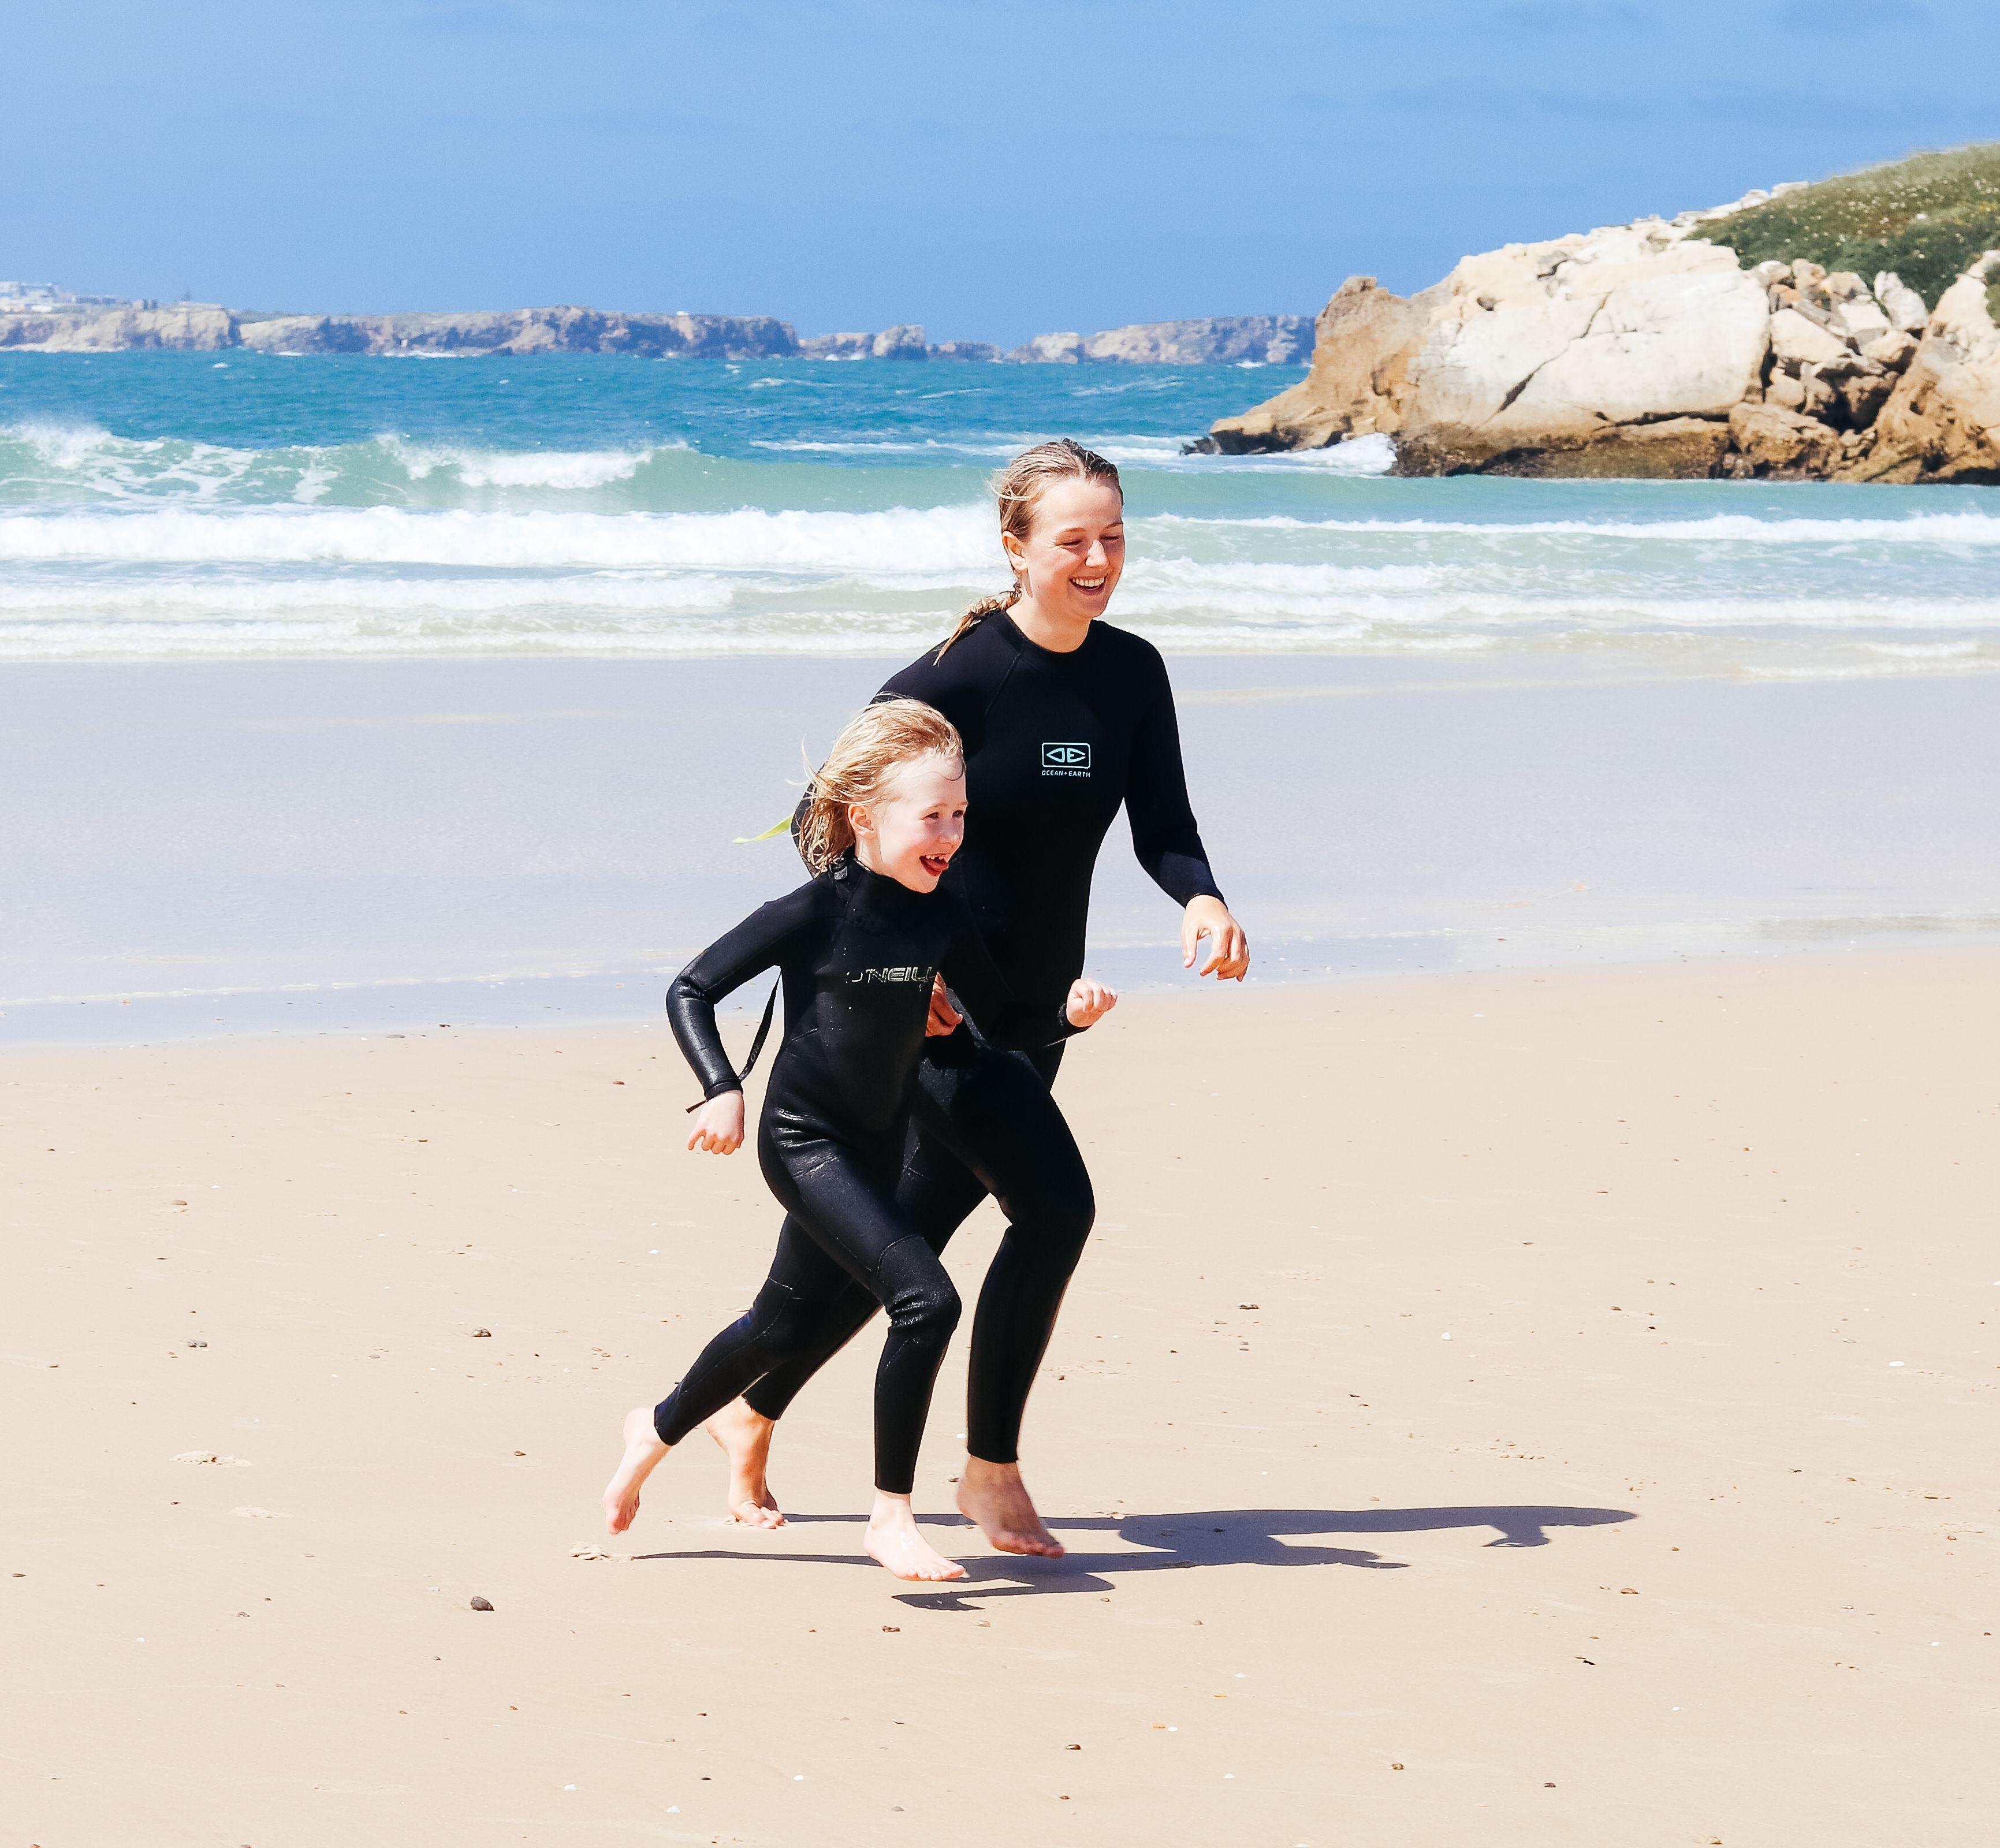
[1041,742,1092,776]
[845,964,935,985]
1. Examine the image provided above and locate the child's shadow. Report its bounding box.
[638,1503,1633,1612]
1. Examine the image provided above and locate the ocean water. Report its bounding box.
[6,352,2000,1044]
[3,351,1998,676]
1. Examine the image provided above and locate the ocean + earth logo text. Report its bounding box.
[1041,742,1092,776]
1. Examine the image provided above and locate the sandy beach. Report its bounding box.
[6,945,1995,1845]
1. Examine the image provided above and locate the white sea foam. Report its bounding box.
[1150,509,2000,545]
[383,438,684,489]
[0,503,1003,569]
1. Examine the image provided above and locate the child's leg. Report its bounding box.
[602,1218,846,1535]
[768,1134,968,1581]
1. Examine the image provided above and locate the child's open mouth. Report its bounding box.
[919,854,951,878]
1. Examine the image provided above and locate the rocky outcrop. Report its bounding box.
[1854,254,2000,485]
[1,303,804,359]
[0,296,1313,368]
[1201,186,2000,484]
[0,302,236,351]
[1007,315,1310,366]
[347,308,800,358]
[799,325,928,359]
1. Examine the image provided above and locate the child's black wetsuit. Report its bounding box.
[742,612,1224,1463]
[656,852,1075,1496]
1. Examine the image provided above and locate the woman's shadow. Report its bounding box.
[636,1502,1634,1611]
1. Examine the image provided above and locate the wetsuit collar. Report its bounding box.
[834,850,929,913]
[993,606,1097,666]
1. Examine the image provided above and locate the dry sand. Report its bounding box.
[5,948,1997,1845]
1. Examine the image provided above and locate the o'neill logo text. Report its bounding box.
[846,965,934,985]
[1041,742,1092,777]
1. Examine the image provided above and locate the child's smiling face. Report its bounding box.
[851,751,967,893]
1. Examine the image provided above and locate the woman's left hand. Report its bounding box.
[1182,895,1249,981]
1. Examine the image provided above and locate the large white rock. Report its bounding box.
[1213,211,1768,471]
[1832,296,1894,345]
[1874,273,1930,334]
[1394,233,1768,468]
[1768,307,1849,371]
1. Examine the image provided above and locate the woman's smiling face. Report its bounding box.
[1004,478,1126,625]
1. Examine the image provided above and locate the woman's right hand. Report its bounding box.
[1065,978,1118,1030]
[687,1090,746,1154]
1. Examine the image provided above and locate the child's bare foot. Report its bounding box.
[864,1491,967,1582]
[956,1457,1063,1558]
[602,1406,670,1534]
[704,1398,784,1527]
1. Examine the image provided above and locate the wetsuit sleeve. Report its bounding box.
[940,904,1079,1050]
[1126,653,1226,908]
[666,885,822,1099]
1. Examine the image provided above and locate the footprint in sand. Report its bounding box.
[569,1545,622,1562]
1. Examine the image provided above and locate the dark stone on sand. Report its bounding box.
[470,1596,494,1611]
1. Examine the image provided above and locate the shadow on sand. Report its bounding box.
[634,1503,1634,1610]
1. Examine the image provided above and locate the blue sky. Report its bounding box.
[5,1,1997,344]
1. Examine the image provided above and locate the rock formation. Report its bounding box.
[240,308,802,359]
[1858,254,2000,484]
[1006,315,1310,366]
[1202,187,1999,484]
[799,324,929,359]
[0,300,1308,368]
[0,301,236,352]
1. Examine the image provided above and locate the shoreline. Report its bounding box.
[10,649,2000,1046]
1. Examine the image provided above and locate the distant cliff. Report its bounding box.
[1008,316,1311,365]
[234,307,801,359]
[0,301,1309,366]
[1198,144,2000,485]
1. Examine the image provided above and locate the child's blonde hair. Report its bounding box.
[796,698,964,874]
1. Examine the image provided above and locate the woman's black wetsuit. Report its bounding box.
[742,610,1224,1462]
[655,852,1075,1496]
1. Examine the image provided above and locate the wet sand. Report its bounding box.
[5,949,1997,1844]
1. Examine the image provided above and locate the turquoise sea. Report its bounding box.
[5,352,2000,1043]
[2,351,1998,674]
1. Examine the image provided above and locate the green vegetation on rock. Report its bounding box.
[1699,143,2000,314]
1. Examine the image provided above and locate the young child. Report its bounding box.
[601,698,1116,1581]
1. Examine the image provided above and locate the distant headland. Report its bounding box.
[1196,143,2000,485]
[0,285,1310,367]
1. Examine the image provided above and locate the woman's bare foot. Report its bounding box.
[863,1491,967,1582]
[956,1456,1063,1558]
[602,1406,670,1535]
[704,1398,784,1527]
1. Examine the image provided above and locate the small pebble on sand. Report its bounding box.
[471,1596,494,1611]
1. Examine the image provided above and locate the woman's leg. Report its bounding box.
[906,1038,1093,1556]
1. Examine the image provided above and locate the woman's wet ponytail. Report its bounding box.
[936,438,1122,659]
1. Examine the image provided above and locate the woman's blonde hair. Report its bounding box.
[936,438,1123,658]
[796,698,964,874]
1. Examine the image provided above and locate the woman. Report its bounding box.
[707,439,1249,1556]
